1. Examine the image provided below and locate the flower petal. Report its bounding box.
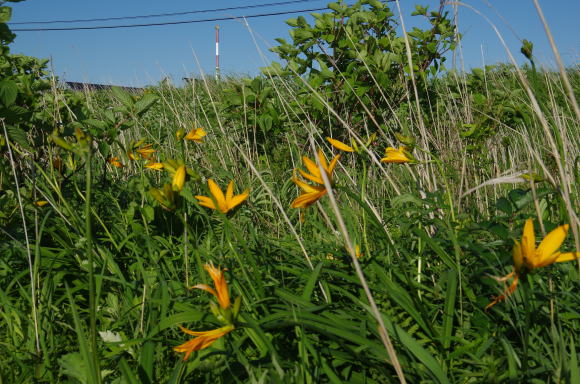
[486,273,519,310]
[317,149,328,172]
[174,325,234,360]
[381,147,410,163]
[190,283,217,298]
[535,224,568,267]
[554,252,580,263]
[291,190,326,209]
[195,195,217,210]
[302,156,321,180]
[298,168,324,185]
[292,177,324,193]
[327,154,341,178]
[208,179,227,213]
[227,191,249,212]
[513,241,523,272]
[172,165,186,192]
[204,264,230,309]
[521,218,536,263]
[327,137,354,152]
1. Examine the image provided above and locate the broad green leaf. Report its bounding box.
[0,80,18,106]
[0,6,12,23]
[111,86,134,108]
[135,93,158,116]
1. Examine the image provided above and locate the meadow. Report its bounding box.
[0,0,579,382]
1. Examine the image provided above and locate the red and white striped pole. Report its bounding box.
[215,25,220,81]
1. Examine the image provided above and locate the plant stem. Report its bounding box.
[85,145,101,383]
[360,160,371,259]
[521,276,531,380]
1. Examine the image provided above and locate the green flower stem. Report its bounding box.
[521,276,531,380]
[360,159,371,259]
[84,145,101,383]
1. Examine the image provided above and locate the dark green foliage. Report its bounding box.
[263,0,457,137]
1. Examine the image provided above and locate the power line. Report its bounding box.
[11,7,331,32]
[9,0,323,25]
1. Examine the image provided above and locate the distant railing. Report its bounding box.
[65,81,142,93]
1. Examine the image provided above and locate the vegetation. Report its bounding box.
[1,0,579,383]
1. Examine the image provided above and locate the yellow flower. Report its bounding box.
[174,325,234,361]
[145,161,164,171]
[174,264,240,361]
[327,137,354,152]
[291,149,340,209]
[175,128,186,141]
[107,156,123,168]
[355,244,363,259]
[192,263,231,309]
[184,127,207,142]
[34,200,49,207]
[136,144,156,160]
[128,141,156,161]
[291,178,327,209]
[195,179,249,214]
[172,165,186,192]
[487,218,580,309]
[381,146,413,164]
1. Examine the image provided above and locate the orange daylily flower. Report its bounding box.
[291,149,340,209]
[192,263,231,309]
[172,165,186,192]
[128,142,156,161]
[136,144,156,160]
[145,161,164,170]
[184,127,207,142]
[327,137,354,152]
[381,146,413,164]
[487,218,580,309]
[107,156,123,168]
[195,179,249,214]
[174,325,234,361]
[174,264,240,361]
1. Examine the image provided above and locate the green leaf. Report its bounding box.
[441,269,457,350]
[138,341,155,384]
[142,205,154,223]
[379,312,449,383]
[495,197,512,214]
[392,193,424,207]
[0,6,12,23]
[59,352,90,384]
[5,124,30,150]
[257,115,273,133]
[135,93,158,116]
[0,80,18,106]
[302,262,323,301]
[571,336,580,383]
[119,357,140,384]
[111,86,134,108]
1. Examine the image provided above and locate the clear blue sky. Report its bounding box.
[7,0,580,87]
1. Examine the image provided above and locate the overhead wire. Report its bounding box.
[11,7,333,32]
[9,0,323,25]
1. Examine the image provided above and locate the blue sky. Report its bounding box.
[7,0,580,86]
